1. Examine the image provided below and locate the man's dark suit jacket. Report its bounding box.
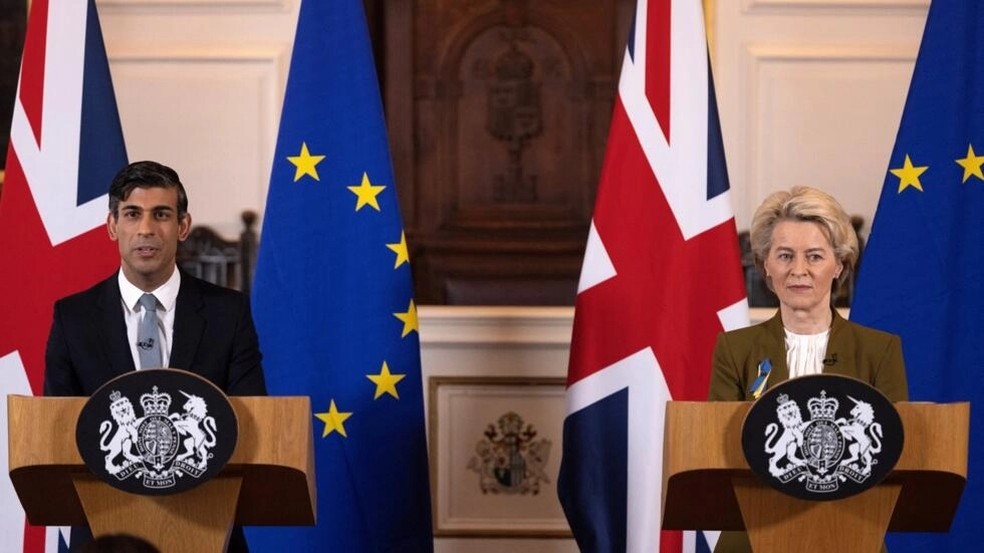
[44,270,266,552]
[708,309,907,553]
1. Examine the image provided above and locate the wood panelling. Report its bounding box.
[0,0,26,175]
[384,0,632,305]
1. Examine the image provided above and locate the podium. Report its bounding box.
[662,401,968,553]
[7,395,315,553]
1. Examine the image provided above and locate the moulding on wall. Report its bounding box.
[739,43,918,229]
[97,0,289,10]
[742,0,929,15]
[106,46,289,236]
[419,306,574,347]
[108,46,289,67]
[418,305,781,349]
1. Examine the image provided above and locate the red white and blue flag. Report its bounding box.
[557,1,747,551]
[0,1,126,551]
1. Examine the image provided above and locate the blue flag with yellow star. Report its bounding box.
[851,2,983,551]
[247,1,433,550]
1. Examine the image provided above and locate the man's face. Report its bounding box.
[107,186,191,291]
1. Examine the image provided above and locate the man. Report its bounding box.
[44,160,265,552]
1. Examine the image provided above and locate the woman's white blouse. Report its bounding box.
[784,328,830,379]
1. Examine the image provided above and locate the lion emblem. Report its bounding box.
[99,391,143,475]
[764,394,807,477]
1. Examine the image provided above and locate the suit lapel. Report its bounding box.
[170,274,204,372]
[822,310,852,377]
[96,275,136,376]
[761,313,790,392]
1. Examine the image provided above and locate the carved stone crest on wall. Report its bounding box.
[383,0,631,304]
[455,20,575,213]
[486,39,541,202]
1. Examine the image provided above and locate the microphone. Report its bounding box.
[822,353,838,366]
[137,338,155,351]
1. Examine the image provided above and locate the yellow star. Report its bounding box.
[386,231,410,269]
[314,400,352,438]
[393,299,418,338]
[956,144,984,183]
[889,154,927,193]
[286,142,326,182]
[347,172,386,211]
[366,361,406,400]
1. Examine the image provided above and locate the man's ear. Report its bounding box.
[178,212,192,241]
[106,212,119,241]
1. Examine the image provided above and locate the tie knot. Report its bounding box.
[138,293,158,312]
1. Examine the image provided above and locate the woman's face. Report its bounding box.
[763,220,843,317]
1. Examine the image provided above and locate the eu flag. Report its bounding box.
[247,1,433,550]
[851,2,983,551]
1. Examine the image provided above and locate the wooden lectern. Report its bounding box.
[662,402,968,553]
[7,396,316,553]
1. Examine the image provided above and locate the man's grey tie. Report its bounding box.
[137,293,162,369]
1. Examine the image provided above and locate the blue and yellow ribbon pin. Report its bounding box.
[748,359,772,400]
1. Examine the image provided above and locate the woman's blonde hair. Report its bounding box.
[749,186,858,291]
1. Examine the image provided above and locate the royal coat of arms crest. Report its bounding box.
[765,391,884,492]
[99,387,218,489]
[742,374,904,500]
[77,369,239,495]
[467,411,551,495]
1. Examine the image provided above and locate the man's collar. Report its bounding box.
[117,267,182,312]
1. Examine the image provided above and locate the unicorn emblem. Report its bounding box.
[169,391,218,470]
[836,396,883,475]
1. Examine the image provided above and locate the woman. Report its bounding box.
[709,186,907,552]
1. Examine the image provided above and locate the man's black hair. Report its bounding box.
[108,160,188,219]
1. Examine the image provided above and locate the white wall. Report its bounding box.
[100,0,299,239]
[710,0,930,232]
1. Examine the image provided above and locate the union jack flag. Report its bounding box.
[0,1,126,551]
[557,1,747,551]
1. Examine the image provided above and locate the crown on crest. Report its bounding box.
[140,386,172,416]
[109,390,128,408]
[776,393,799,417]
[807,391,839,421]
